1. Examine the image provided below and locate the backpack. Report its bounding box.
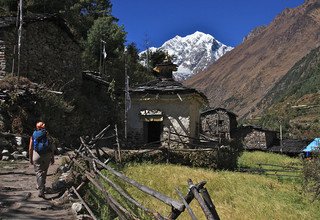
[32,129,49,154]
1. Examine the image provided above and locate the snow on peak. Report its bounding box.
[140,31,233,81]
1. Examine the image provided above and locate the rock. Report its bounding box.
[58,164,69,173]
[12,153,26,160]
[71,202,83,214]
[76,214,92,220]
[11,151,18,155]
[56,147,64,155]
[0,139,10,148]
[52,179,67,191]
[22,151,28,157]
[15,136,22,146]
[2,155,9,161]
[2,149,9,156]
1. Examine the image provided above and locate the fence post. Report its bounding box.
[199,188,220,220]
[188,179,215,220]
[115,124,121,162]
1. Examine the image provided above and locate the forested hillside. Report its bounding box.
[256,46,320,139]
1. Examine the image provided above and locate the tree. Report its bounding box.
[0,0,17,15]
[61,0,113,40]
[0,0,113,40]
[125,43,155,86]
[82,16,126,72]
[139,48,174,69]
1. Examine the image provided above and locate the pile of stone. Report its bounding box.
[0,134,28,161]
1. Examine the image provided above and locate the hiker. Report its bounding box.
[29,121,54,198]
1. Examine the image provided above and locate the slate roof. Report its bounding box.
[233,125,278,134]
[130,78,208,101]
[200,107,238,117]
[268,139,310,154]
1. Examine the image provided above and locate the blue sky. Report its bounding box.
[111,0,304,51]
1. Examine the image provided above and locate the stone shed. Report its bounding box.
[234,125,279,150]
[127,59,208,148]
[0,14,82,90]
[200,107,238,141]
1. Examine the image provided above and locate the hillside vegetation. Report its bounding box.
[256,46,320,139]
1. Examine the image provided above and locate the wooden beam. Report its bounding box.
[95,169,165,219]
[199,188,220,220]
[94,159,184,211]
[188,179,215,220]
[175,188,197,220]
[85,173,138,220]
[71,186,97,220]
[168,181,206,219]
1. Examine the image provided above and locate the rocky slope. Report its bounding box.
[185,0,320,119]
[140,31,232,81]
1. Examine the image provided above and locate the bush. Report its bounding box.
[303,158,320,200]
[108,139,243,170]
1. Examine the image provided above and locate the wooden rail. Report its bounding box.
[239,163,302,179]
[67,125,220,219]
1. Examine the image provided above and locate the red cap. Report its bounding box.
[36,122,45,130]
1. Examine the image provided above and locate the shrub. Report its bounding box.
[303,158,320,200]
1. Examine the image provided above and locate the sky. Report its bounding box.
[111,0,304,51]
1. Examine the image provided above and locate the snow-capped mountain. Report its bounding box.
[140,31,233,81]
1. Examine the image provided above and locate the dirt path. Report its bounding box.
[0,156,75,219]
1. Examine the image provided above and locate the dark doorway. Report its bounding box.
[145,121,162,143]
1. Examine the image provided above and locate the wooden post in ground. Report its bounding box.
[199,188,220,220]
[188,179,214,220]
[115,125,121,162]
[168,181,206,219]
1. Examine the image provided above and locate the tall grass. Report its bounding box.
[90,152,320,219]
[117,152,317,220]
[238,151,302,168]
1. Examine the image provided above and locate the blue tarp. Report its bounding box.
[303,138,320,152]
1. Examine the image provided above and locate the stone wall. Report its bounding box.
[234,127,278,150]
[1,17,82,92]
[0,39,5,77]
[201,110,233,140]
[127,93,204,149]
[244,130,267,150]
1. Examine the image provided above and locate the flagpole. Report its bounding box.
[17,0,23,79]
[124,47,128,141]
[99,39,102,74]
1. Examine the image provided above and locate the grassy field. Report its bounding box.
[92,151,320,219]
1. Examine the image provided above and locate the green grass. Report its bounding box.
[92,152,320,220]
[238,151,302,168]
[238,151,303,181]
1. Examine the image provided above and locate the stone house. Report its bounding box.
[0,14,81,90]
[234,125,278,150]
[127,59,208,148]
[200,107,238,141]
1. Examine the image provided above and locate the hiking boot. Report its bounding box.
[38,191,45,198]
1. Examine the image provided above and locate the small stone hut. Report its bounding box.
[127,58,208,148]
[200,107,238,141]
[0,14,81,89]
[234,125,278,150]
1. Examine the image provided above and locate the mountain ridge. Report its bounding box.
[185,0,320,119]
[140,31,233,81]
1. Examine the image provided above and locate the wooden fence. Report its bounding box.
[238,163,302,179]
[66,126,221,220]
